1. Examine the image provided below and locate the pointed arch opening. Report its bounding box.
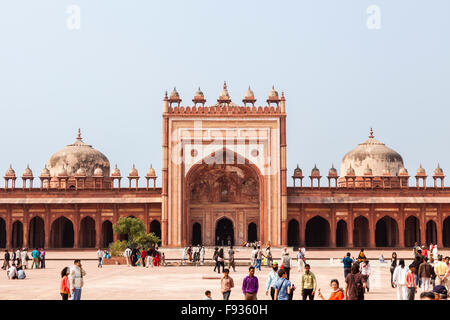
[443,217,450,247]
[51,217,74,248]
[192,222,202,246]
[150,220,162,245]
[404,216,421,247]
[287,219,300,247]
[80,216,96,248]
[0,218,6,248]
[29,216,45,248]
[215,217,234,246]
[101,220,113,248]
[336,220,348,247]
[375,216,398,247]
[426,220,437,245]
[305,216,330,247]
[353,216,369,247]
[11,221,23,248]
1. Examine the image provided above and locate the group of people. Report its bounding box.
[390,243,449,300]
[96,248,111,268]
[3,247,46,280]
[60,259,86,300]
[123,245,165,267]
[182,245,205,266]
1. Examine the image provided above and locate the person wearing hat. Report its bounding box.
[265,261,280,300]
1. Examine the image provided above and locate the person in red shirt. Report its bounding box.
[140,249,147,268]
[421,246,428,258]
[405,264,417,300]
[60,267,71,300]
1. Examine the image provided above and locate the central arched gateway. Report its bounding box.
[186,149,262,246]
[215,217,234,246]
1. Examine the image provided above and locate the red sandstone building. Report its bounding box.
[0,84,449,249]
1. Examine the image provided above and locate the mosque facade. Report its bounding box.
[0,83,449,249]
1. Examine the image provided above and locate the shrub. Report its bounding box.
[109,240,128,257]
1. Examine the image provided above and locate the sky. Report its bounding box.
[0,0,449,187]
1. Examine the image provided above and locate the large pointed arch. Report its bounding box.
[185,147,263,246]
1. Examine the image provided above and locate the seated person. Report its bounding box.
[17,266,26,279]
[7,265,18,279]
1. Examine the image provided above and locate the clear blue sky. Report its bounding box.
[0,0,449,186]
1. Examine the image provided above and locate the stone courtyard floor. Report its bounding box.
[1,248,448,300]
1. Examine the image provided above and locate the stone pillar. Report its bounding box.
[348,205,354,248]
[369,205,376,248]
[95,208,101,248]
[6,205,11,249]
[73,205,80,249]
[113,205,119,242]
[44,206,50,248]
[420,206,426,246]
[330,206,336,247]
[299,205,305,247]
[436,206,443,247]
[399,205,405,248]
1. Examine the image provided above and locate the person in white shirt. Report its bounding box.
[69,259,86,300]
[182,247,187,265]
[250,246,258,267]
[15,249,21,265]
[200,246,205,265]
[123,247,132,266]
[20,249,28,269]
[392,259,408,300]
[96,248,103,268]
[361,260,371,293]
[297,248,305,273]
[7,265,18,279]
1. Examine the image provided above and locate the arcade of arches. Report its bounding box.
[286,210,450,248]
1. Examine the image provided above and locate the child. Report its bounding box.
[203,290,212,300]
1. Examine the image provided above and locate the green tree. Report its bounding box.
[113,216,146,242]
[110,217,161,255]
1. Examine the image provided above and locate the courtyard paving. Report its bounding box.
[0,248,448,300]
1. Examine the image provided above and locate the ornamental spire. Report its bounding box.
[369,127,374,139]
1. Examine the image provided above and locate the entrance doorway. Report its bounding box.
[248,223,257,243]
[192,223,202,246]
[215,217,234,246]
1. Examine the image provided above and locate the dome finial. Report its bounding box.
[77,128,82,140]
[369,127,374,138]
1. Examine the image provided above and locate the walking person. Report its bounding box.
[250,246,257,267]
[390,252,398,288]
[265,261,280,300]
[199,246,205,266]
[182,247,187,265]
[274,269,291,300]
[418,256,432,292]
[20,248,28,269]
[242,266,259,300]
[15,248,20,265]
[392,259,408,300]
[31,248,40,269]
[345,263,367,300]
[213,247,219,272]
[10,250,16,266]
[146,246,154,268]
[297,247,305,273]
[60,267,71,300]
[265,247,273,268]
[69,259,86,300]
[40,248,46,268]
[300,264,317,300]
[124,247,132,266]
[281,251,291,280]
[217,248,225,274]
[434,255,448,287]
[140,248,147,268]
[2,249,10,270]
[97,248,103,268]
[221,268,234,300]
[357,249,366,263]
[228,246,236,272]
[405,264,417,300]
[361,260,371,293]
[342,252,353,280]
[255,246,262,271]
